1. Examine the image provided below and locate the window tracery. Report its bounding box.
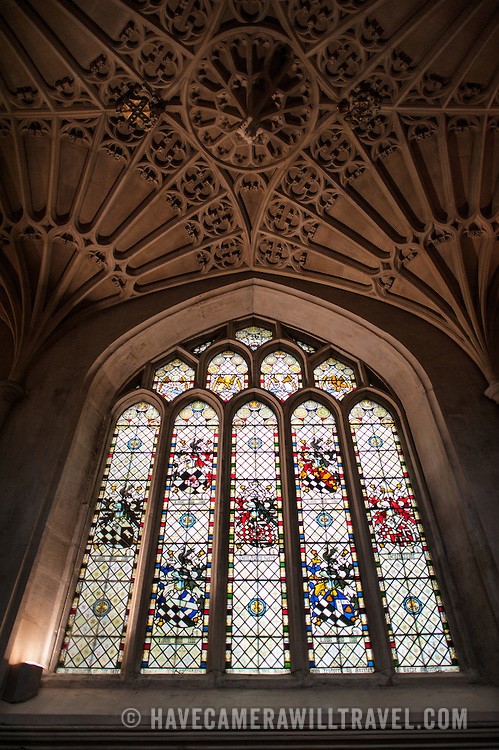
[152,358,195,401]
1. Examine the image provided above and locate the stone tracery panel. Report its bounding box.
[186,31,318,169]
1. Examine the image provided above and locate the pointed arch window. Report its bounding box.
[314,357,357,399]
[153,359,195,401]
[142,400,218,672]
[56,322,459,678]
[349,400,458,672]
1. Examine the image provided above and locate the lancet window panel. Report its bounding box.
[291,400,373,674]
[142,400,218,673]
[349,399,459,673]
[57,401,161,673]
[226,400,289,673]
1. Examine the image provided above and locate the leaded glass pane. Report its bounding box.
[292,401,373,673]
[260,350,302,400]
[57,402,160,673]
[235,325,273,349]
[153,359,195,401]
[192,340,213,354]
[314,358,356,399]
[206,350,248,401]
[142,401,218,673]
[295,340,316,353]
[226,401,289,673]
[349,399,458,673]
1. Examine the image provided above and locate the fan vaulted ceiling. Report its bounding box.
[0,0,497,385]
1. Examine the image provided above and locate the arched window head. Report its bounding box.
[314,357,357,399]
[142,401,218,673]
[349,399,458,673]
[153,358,195,401]
[58,402,161,672]
[260,350,302,400]
[206,350,248,401]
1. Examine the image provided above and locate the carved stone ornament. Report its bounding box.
[339,81,383,129]
[187,31,318,169]
[139,0,212,45]
[197,236,246,272]
[0,0,498,399]
[114,82,163,134]
[256,236,307,271]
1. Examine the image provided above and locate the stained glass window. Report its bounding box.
[58,324,460,679]
[235,325,273,349]
[226,401,289,672]
[153,359,195,401]
[142,401,218,672]
[206,350,248,400]
[292,401,373,673]
[314,358,356,399]
[57,402,160,672]
[349,399,458,672]
[260,350,302,400]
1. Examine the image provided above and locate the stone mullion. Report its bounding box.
[205,396,231,677]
